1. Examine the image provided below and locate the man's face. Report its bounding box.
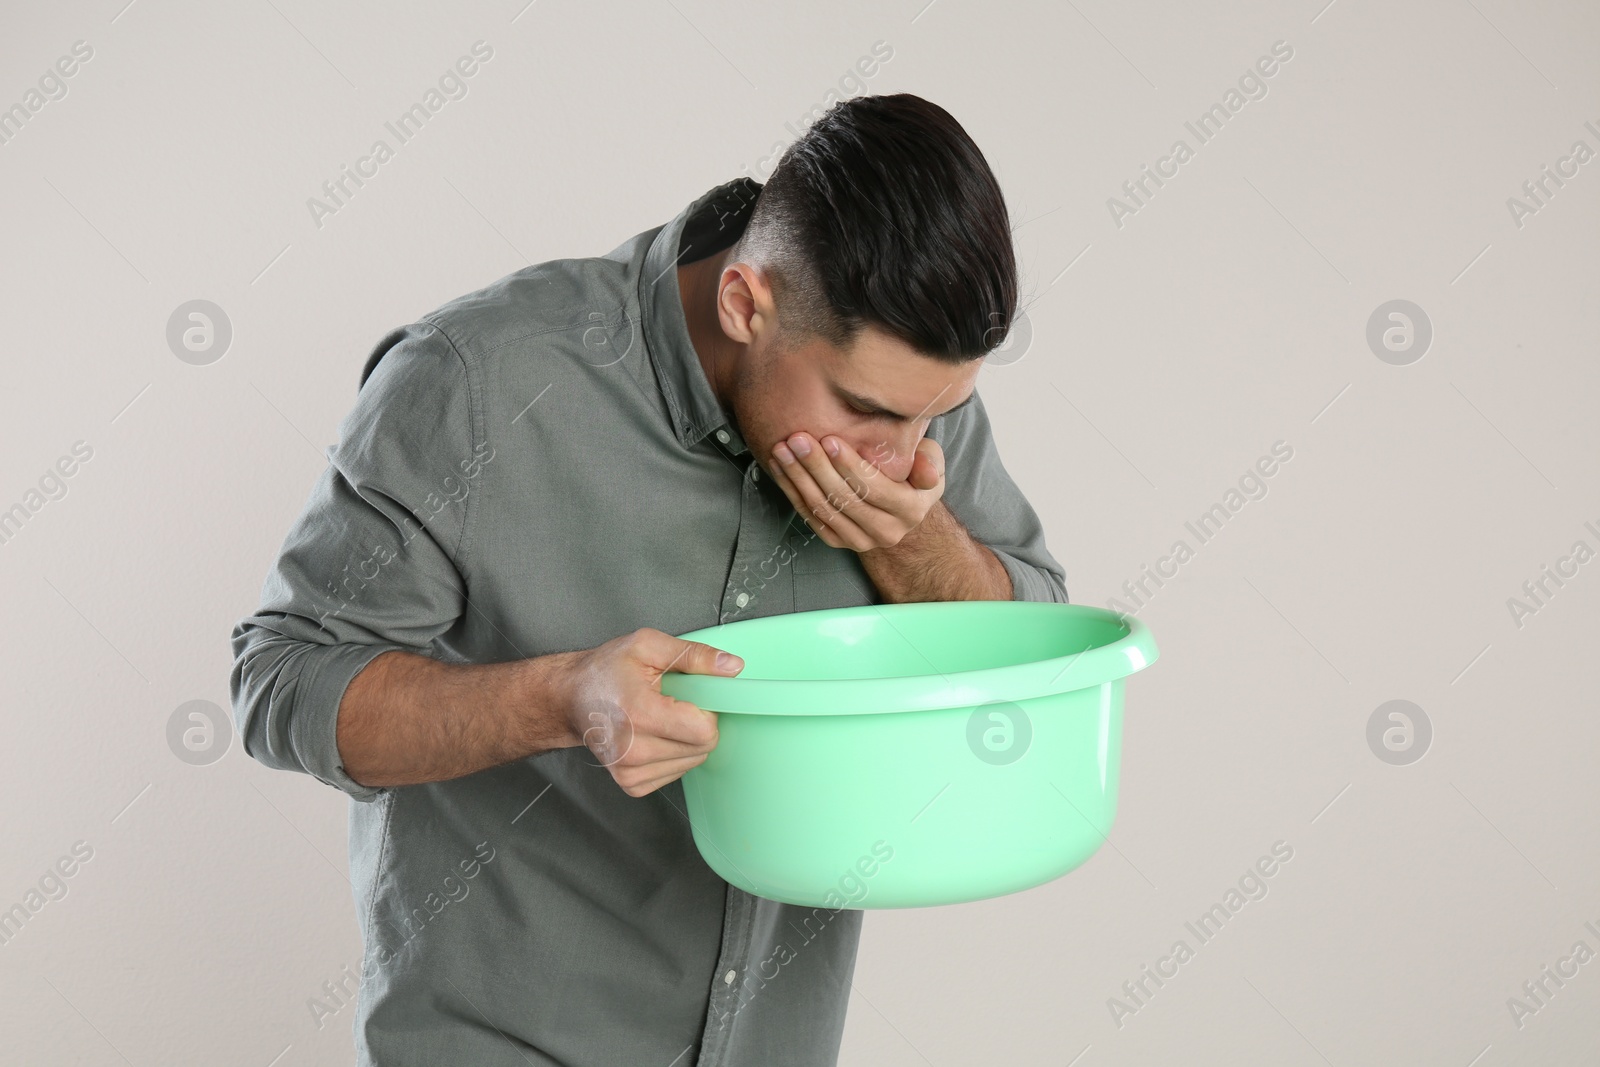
[729,322,981,487]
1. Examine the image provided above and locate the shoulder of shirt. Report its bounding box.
[360,225,659,387]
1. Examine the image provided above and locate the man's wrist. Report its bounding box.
[516,650,586,753]
[859,501,1010,602]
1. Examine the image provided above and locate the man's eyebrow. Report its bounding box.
[836,385,976,422]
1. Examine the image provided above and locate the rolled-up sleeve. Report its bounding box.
[929,388,1070,604]
[229,321,482,802]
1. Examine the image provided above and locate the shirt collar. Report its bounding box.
[640,177,763,458]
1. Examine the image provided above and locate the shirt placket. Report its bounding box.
[713,431,791,625]
[695,885,756,1066]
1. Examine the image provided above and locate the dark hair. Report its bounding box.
[735,93,1018,364]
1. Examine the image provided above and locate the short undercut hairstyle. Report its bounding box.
[733,93,1019,364]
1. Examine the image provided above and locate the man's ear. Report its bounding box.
[717,262,773,345]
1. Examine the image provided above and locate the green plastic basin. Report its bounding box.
[659,600,1159,909]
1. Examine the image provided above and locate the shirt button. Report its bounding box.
[715,429,731,444]
[734,592,750,608]
[723,969,737,985]
[751,467,761,482]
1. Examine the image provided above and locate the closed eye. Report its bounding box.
[837,386,974,423]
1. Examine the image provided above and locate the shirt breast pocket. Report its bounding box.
[791,538,880,611]
[791,536,855,574]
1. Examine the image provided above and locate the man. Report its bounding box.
[231,92,1068,1067]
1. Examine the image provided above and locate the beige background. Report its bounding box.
[2,1,1597,1064]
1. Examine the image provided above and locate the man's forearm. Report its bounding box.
[336,649,583,788]
[859,500,1013,603]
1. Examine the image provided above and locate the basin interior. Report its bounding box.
[702,602,1130,682]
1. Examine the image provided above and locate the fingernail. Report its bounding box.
[775,443,794,464]
[716,652,743,674]
[823,437,839,457]
[790,436,811,458]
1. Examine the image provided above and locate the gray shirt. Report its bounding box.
[230,177,1069,1067]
